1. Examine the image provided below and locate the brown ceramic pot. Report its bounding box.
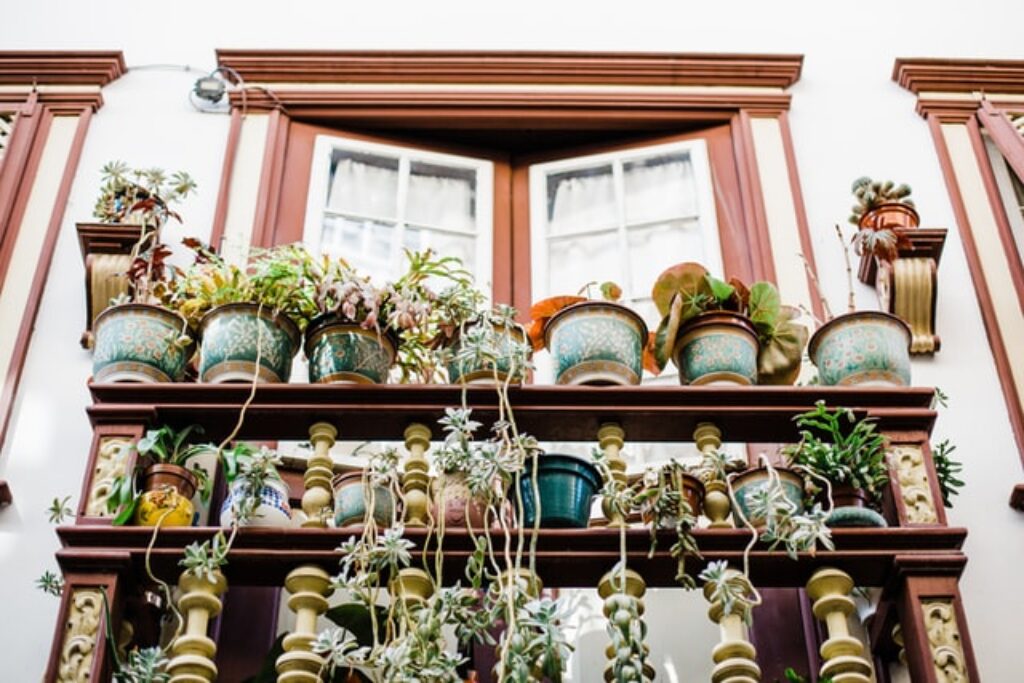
[829,484,869,509]
[432,472,493,530]
[858,202,920,231]
[141,463,198,499]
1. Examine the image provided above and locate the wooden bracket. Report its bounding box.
[858,228,948,355]
[75,222,142,349]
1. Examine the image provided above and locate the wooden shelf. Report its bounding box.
[87,383,937,443]
[56,525,966,590]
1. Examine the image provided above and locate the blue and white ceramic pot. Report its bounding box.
[332,471,397,527]
[447,321,529,385]
[672,312,759,386]
[219,477,293,527]
[809,311,911,387]
[198,303,301,384]
[544,301,648,386]
[305,316,396,384]
[730,467,805,528]
[92,303,194,383]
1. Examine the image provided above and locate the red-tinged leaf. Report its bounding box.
[643,331,662,375]
[528,295,586,322]
[728,277,750,311]
[600,281,623,302]
[651,262,710,317]
[527,318,547,351]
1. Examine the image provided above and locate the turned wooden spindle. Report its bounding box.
[598,423,629,528]
[599,568,655,682]
[402,423,432,527]
[806,568,873,683]
[390,567,434,612]
[302,422,337,528]
[694,422,731,528]
[276,565,335,683]
[703,567,760,683]
[167,570,227,683]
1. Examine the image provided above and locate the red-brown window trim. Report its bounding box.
[0,52,125,456]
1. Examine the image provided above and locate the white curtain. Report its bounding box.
[623,154,696,225]
[548,169,616,235]
[328,157,398,218]
[406,171,475,232]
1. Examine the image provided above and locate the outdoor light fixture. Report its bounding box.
[193,73,227,104]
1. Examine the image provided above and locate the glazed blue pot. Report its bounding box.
[92,303,194,382]
[219,477,293,527]
[809,311,911,387]
[305,317,396,384]
[447,321,529,385]
[519,453,602,528]
[333,472,397,527]
[730,467,805,527]
[544,301,647,386]
[198,303,301,384]
[673,312,759,385]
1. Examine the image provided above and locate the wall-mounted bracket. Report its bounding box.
[76,222,142,349]
[858,228,947,355]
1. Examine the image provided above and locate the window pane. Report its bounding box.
[405,226,477,275]
[546,231,619,298]
[406,161,477,233]
[327,150,399,220]
[623,152,697,225]
[320,215,396,273]
[626,218,707,299]
[546,164,617,235]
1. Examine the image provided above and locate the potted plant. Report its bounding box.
[783,401,889,527]
[528,281,649,386]
[173,241,313,384]
[729,460,807,531]
[849,176,918,230]
[518,452,602,529]
[333,445,401,528]
[648,262,807,386]
[805,225,912,386]
[444,304,531,386]
[218,444,293,527]
[91,162,197,383]
[106,425,212,527]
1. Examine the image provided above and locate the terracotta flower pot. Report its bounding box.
[332,471,397,527]
[133,464,198,527]
[447,320,529,385]
[641,470,705,528]
[672,312,759,386]
[730,466,804,528]
[198,303,301,384]
[432,472,494,530]
[858,202,920,231]
[92,303,194,383]
[545,301,648,386]
[809,311,912,387]
[305,315,396,384]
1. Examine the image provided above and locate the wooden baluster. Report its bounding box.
[694,422,731,528]
[598,423,628,528]
[704,566,760,683]
[402,423,432,527]
[276,565,335,683]
[167,569,227,683]
[599,568,655,682]
[302,423,337,528]
[806,567,873,683]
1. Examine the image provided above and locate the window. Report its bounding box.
[0,112,14,168]
[985,134,1024,261]
[303,134,494,292]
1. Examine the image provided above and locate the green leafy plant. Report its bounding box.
[47,495,74,524]
[699,560,760,625]
[180,530,230,584]
[113,646,171,683]
[781,668,833,683]
[633,461,702,589]
[849,176,914,226]
[783,401,889,502]
[35,570,64,597]
[742,469,834,561]
[932,439,964,508]
[93,161,197,226]
[648,262,808,385]
[106,425,213,526]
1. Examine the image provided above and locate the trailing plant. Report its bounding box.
[648,262,808,385]
[699,560,760,625]
[112,646,171,683]
[932,439,964,508]
[848,176,913,227]
[180,530,231,583]
[220,444,285,526]
[783,401,889,502]
[106,424,213,526]
[634,460,702,590]
[742,467,833,561]
[442,303,531,385]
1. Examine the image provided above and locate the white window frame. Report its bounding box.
[985,135,1024,261]
[528,138,723,307]
[303,133,495,292]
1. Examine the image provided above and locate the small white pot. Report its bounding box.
[219,478,293,527]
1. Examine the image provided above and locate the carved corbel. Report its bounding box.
[76,222,143,349]
[858,228,947,355]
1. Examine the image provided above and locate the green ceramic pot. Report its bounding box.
[305,316,396,384]
[447,320,529,385]
[672,312,759,385]
[519,453,602,528]
[730,467,805,527]
[824,485,887,528]
[544,301,648,386]
[92,303,194,383]
[198,303,301,384]
[809,311,911,387]
[333,472,397,527]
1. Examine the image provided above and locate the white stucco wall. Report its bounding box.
[1,0,1023,679]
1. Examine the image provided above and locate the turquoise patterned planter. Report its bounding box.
[673,312,758,385]
[198,303,300,384]
[544,301,647,386]
[809,311,911,387]
[447,321,529,385]
[333,472,397,527]
[730,467,805,527]
[305,317,395,384]
[93,304,194,383]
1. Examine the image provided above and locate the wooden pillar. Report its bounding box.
[402,423,432,527]
[598,423,628,527]
[276,565,334,683]
[167,570,228,683]
[704,567,760,683]
[695,422,731,528]
[301,422,336,528]
[885,432,948,528]
[598,568,654,682]
[806,567,872,683]
[44,570,124,683]
[897,573,979,683]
